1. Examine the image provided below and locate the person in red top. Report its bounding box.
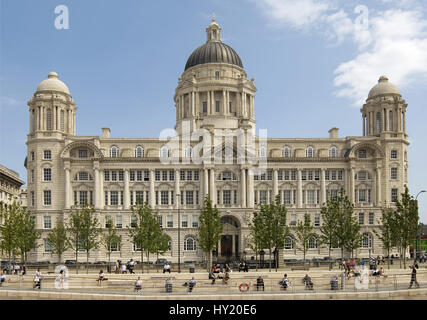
[212,264,217,273]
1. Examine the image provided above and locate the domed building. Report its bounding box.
[25,17,409,264]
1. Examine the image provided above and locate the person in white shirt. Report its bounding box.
[33,268,42,290]
[134,277,142,292]
[0,272,6,287]
[163,262,171,274]
[121,263,127,274]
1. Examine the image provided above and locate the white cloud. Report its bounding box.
[257,0,427,106]
[0,96,24,108]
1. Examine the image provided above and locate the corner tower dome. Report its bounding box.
[36,72,71,95]
[368,76,400,99]
[184,15,243,71]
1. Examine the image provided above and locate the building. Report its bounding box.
[25,17,409,263]
[0,164,25,205]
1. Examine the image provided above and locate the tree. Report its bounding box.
[319,199,339,270]
[255,195,288,271]
[197,196,223,272]
[292,213,315,266]
[128,203,157,273]
[248,211,266,271]
[152,232,171,273]
[15,206,40,267]
[0,202,19,266]
[67,206,85,274]
[101,217,122,273]
[394,186,422,269]
[333,190,360,259]
[47,219,69,264]
[79,204,101,273]
[373,208,398,270]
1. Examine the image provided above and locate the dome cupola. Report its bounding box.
[36,72,71,95]
[368,76,400,99]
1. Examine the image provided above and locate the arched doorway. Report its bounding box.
[219,216,240,262]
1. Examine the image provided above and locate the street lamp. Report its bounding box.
[177,193,181,273]
[414,190,426,260]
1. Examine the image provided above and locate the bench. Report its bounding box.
[107,281,134,287]
[291,266,310,271]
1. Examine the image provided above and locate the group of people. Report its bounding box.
[114,259,136,274]
[209,263,231,285]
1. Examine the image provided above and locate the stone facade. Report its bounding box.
[0,164,25,205]
[25,18,409,263]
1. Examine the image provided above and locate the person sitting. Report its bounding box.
[243,262,249,272]
[134,277,142,292]
[379,267,388,278]
[303,274,313,290]
[223,272,230,285]
[238,262,244,272]
[217,271,224,280]
[209,272,216,285]
[98,270,105,286]
[212,264,218,273]
[225,264,231,273]
[163,262,171,274]
[279,274,290,290]
[0,272,6,287]
[372,268,380,276]
[256,276,264,291]
[184,277,197,292]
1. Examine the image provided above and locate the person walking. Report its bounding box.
[134,277,142,292]
[128,259,135,274]
[0,271,6,287]
[408,264,420,289]
[33,268,42,290]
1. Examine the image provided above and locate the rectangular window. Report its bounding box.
[161,191,169,205]
[325,170,330,180]
[162,171,168,181]
[192,215,199,228]
[43,216,52,229]
[202,101,207,113]
[105,191,108,206]
[110,191,118,205]
[31,151,35,161]
[330,189,338,202]
[278,171,283,181]
[284,171,290,181]
[259,190,267,204]
[234,190,238,204]
[43,190,51,206]
[391,189,398,202]
[135,191,143,205]
[44,239,52,253]
[157,215,162,228]
[130,171,135,181]
[169,170,175,181]
[315,170,320,181]
[290,214,296,226]
[358,150,367,159]
[182,215,188,228]
[291,171,297,181]
[78,150,88,158]
[136,170,142,181]
[120,191,124,205]
[116,216,122,228]
[31,191,35,206]
[194,171,199,181]
[196,191,199,205]
[144,170,150,181]
[223,190,231,204]
[79,172,89,181]
[31,170,34,183]
[217,190,221,204]
[338,170,343,181]
[43,150,51,160]
[167,215,173,228]
[111,171,117,181]
[307,190,315,204]
[391,150,398,159]
[215,101,220,113]
[284,190,291,204]
[267,170,273,181]
[187,171,193,181]
[180,170,185,181]
[301,171,307,181]
[215,71,220,79]
[79,191,88,205]
[369,212,374,225]
[43,168,52,181]
[119,171,124,181]
[331,170,337,181]
[359,212,365,225]
[308,171,313,181]
[130,215,137,228]
[314,214,320,227]
[391,168,398,180]
[104,171,110,181]
[186,191,194,205]
[170,191,174,205]
[155,170,160,181]
[358,189,366,202]
[155,191,159,205]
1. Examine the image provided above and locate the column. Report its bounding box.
[65,167,71,209]
[227,91,230,114]
[174,169,180,209]
[204,168,209,197]
[223,90,226,115]
[363,114,366,136]
[149,170,155,208]
[210,168,215,205]
[350,168,355,204]
[100,169,104,209]
[207,91,211,115]
[124,170,130,210]
[247,169,254,208]
[321,169,326,204]
[191,91,195,116]
[297,169,302,207]
[403,111,406,133]
[240,168,246,208]
[94,166,101,209]
[211,91,215,114]
[273,169,279,199]
[376,166,382,205]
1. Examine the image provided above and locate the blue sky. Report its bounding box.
[1,0,426,221]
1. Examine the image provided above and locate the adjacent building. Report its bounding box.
[25,18,409,263]
[0,164,25,205]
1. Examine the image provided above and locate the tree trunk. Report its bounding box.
[86,251,89,274]
[141,250,144,273]
[156,252,159,273]
[208,251,212,273]
[269,248,272,272]
[147,252,150,273]
[387,248,390,270]
[108,252,111,274]
[403,246,407,269]
[328,247,332,271]
[75,249,79,275]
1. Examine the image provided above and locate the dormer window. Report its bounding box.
[79,150,88,158]
[358,149,367,159]
[110,146,119,158]
[212,30,217,40]
[215,71,220,79]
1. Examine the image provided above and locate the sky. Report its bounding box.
[0,0,426,221]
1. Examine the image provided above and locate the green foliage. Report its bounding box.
[292,213,315,263]
[101,217,122,269]
[197,196,223,271]
[15,206,41,263]
[47,219,69,263]
[373,208,398,269]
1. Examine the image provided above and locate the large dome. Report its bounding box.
[185,41,243,71]
[36,72,70,95]
[368,76,400,99]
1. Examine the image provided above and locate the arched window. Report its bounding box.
[308,235,318,249]
[184,145,193,158]
[306,146,315,158]
[283,146,291,158]
[184,236,196,251]
[110,146,119,158]
[329,146,338,158]
[46,108,52,131]
[389,110,393,131]
[160,146,170,158]
[284,236,295,250]
[376,112,382,134]
[135,146,144,158]
[362,233,373,248]
[259,146,267,158]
